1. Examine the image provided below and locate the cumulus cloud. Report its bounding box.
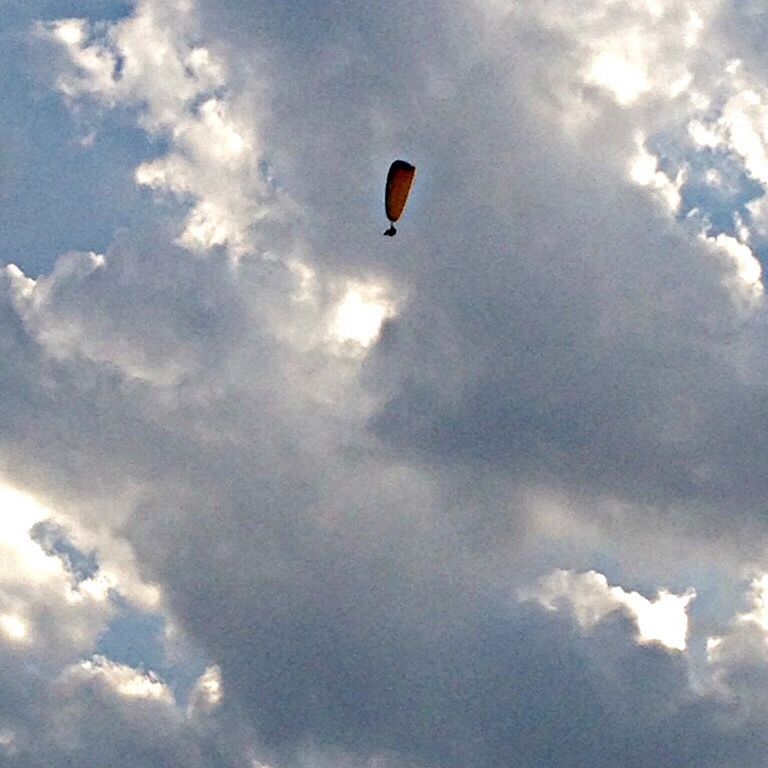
[0,480,248,767]
[39,0,278,258]
[6,478,292,768]
[6,656,244,768]
[0,483,113,660]
[522,568,696,650]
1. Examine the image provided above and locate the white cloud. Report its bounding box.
[5,255,186,384]
[736,572,768,632]
[522,569,696,651]
[702,232,764,301]
[45,18,118,99]
[188,665,223,715]
[517,0,719,108]
[0,477,246,765]
[40,0,270,259]
[0,481,114,657]
[629,133,685,212]
[72,655,174,703]
[681,58,768,242]
[3,248,239,387]
[32,653,241,767]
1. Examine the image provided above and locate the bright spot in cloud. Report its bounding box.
[0,484,50,535]
[52,19,85,46]
[330,283,395,348]
[627,589,695,650]
[587,50,649,105]
[0,614,28,643]
[668,72,693,98]
[630,149,658,186]
[0,482,64,584]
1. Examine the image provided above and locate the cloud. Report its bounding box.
[8,0,768,767]
[522,568,696,650]
[348,0,768,533]
[4,247,241,385]
[0,478,254,767]
[39,0,281,258]
[0,483,113,662]
[8,657,236,768]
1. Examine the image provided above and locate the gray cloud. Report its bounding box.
[192,0,768,537]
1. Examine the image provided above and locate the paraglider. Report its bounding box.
[383,160,416,236]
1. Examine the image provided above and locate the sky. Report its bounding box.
[4,0,768,765]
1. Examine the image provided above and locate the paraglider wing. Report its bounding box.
[385,160,416,224]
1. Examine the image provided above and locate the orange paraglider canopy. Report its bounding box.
[383,160,416,236]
